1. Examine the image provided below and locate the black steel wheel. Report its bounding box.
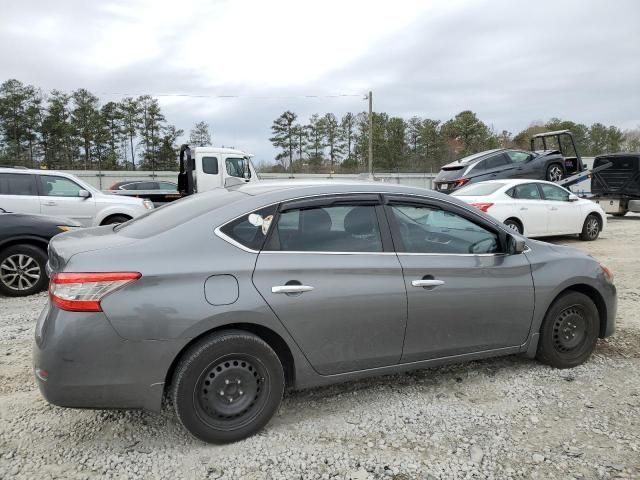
[172,330,285,443]
[579,214,601,241]
[536,292,600,368]
[0,244,48,297]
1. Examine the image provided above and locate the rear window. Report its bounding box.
[452,183,505,196]
[115,189,245,238]
[202,157,219,175]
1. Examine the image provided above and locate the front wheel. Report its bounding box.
[0,244,48,297]
[172,331,285,443]
[546,163,564,182]
[579,214,601,241]
[536,292,600,369]
[101,215,131,225]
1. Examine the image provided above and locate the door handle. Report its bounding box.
[520,207,528,211]
[271,285,314,294]
[411,279,445,288]
[550,206,558,211]
[43,201,57,206]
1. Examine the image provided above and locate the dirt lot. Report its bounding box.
[1,216,639,480]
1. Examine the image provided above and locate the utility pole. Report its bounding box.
[368,91,373,180]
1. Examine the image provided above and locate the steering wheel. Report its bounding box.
[467,238,495,254]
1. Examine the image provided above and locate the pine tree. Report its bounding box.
[71,88,100,169]
[305,114,326,171]
[269,111,297,172]
[119,98,142,170]
[321,113,344,171]
[340,113,356,167]
[189,121,212,147]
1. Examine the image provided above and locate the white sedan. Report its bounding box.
[451,179,606,241]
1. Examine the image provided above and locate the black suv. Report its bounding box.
[0,209,80,296]
[434,130,585,194]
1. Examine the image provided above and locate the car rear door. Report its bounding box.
[37,175,96,226]
[384,195,534,362]
[538,183,580,234]
[0,173,40,214]
[252,194,407,375]
[507,183,548,235]
[470,153,514,182]
[506,151,537,179]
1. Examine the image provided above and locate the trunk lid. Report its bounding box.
[48,225,138,273]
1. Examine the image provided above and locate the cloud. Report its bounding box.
[1,0,638,162]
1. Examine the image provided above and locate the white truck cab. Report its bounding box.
[191,147,258,193]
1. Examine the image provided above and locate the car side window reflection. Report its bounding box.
[511,183,541,200]
[539,183,570,202]
[391,204,499,254]
[271,204,383,252]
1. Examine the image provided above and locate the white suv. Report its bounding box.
[0,168,154,226]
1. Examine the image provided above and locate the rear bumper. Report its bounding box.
[33,302,186,412]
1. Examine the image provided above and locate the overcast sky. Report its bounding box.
[1,0,639,162]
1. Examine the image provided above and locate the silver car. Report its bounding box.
[34,182,617,443]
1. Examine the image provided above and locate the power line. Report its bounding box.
[96,92,364,100]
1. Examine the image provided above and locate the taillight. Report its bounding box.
[49,272,141,312]
[471,202,494,212]
[454,178,470,188]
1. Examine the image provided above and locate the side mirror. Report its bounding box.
[507,234,526,254]
[78,189,91,199]
[568,193,579,202]
[243,158,251,181]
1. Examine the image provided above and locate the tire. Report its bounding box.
[579,213,601,241]
[503,218,523,234]
[171,330,285,443]
[0,244,48,297]
[101,215,131,225]
[536,292,600,369]
[546,163,564,182]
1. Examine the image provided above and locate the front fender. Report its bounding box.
[92,204,144,226]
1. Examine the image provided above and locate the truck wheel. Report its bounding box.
[0,244,48,297]
[536,291,599,369]
[101,215,131,225]
[546,163,564,182]
[172,330,285,443]
[579,214,601,241]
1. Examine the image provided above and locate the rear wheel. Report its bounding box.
[0,244,48,297]
[546,163,564,182]
[503,218,523,234]
[101,215,131,225]
[579,214,601,241]
[536,292,599,368]
[172,331,285,443]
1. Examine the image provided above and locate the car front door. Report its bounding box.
[0,173,40,214]
[538,183,580,234]
[507,183,548,235]
[252,194,407,375]
[470,153,514,182]
[507,151,537,179]
[385,196,534,362]
[37,175,96,226]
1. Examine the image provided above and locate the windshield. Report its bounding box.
[452,182,505,196]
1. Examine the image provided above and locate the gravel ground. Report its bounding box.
[1,215,639,480]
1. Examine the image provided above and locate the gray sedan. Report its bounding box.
[34,182,617,443]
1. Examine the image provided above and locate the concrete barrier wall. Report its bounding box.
[59,171,179,190]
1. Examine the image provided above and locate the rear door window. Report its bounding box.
[268,203,383,253]
[507,151,533,164]
[0,173,37,195]
[508,183,542,200]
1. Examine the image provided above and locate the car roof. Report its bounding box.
[231,180,446,198]
[456,148,506,164]
[468,179,570,189]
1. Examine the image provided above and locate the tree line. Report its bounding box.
[269,110,640,174]
[0,79,213,171]
[2,78,639,174]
